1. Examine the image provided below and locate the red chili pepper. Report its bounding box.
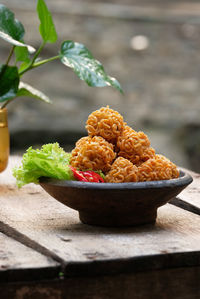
[69,166,104,182]
[69,166,88,182]
[82,170,104,183]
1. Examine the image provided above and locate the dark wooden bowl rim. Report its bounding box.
[39,170,193,190]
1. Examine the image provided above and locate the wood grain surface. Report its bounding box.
[0,232,59,283]
[174,168,200,209]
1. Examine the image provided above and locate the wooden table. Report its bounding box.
[0,157,200,299]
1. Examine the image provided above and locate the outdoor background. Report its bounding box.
[1,0,200,172]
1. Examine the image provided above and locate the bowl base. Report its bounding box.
[79,210,157,227]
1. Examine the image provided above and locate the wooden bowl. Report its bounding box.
[39,171,193,227]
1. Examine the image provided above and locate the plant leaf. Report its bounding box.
[59,40,123,93]
[0,4,24,41]
[0,4,35,53]
[18,61,31,73]
[17,82,51,103]
[14,45,31,63]
[0,64,19,102]
[37,0,57,43]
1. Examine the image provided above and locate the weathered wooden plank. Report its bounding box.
[175,168,200,210]
[0,157,200,279]
[0,232,60,282]
[170,197,200,216]
[169,168,200,214]
[0,266,200,299]
[0,220,67,266]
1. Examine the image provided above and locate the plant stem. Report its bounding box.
[5,46,15,65]
[19,41,46,76]
[32,41,46,64]
[1,97,16,109]
[32,55,60,68]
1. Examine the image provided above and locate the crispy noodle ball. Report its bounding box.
[86,106,125,143]
[70,136,116,172]
[140,147,156,164]
[117,125,155,165]
[138,154,180,181]
[105,157,138,183]
[118,147,155,166]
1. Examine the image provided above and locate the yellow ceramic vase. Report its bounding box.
[0,108,9,173]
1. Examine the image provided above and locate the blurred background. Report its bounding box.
[1,0,200,172]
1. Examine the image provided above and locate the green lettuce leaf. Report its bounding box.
[13,143,73,188]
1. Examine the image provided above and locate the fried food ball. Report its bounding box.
[139,147,156,164]
[105,157,138,183]
[70,136,116,173]
[137,154,180,181]
[118,147,156,166]
[117,125,155,165]
[86,106,125,144]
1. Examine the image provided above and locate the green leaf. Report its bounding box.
[18,61,31,73]
[0,4,35,53]
[0,4,24,41]
[17,82,51,103]
[13,143,73,188]
[37,0,57,43]
[59,40,123,93]
[0,64,19,102]
[14,45,31,63]
[0,31,36,53]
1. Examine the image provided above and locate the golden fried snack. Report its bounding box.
[86,106,125,144]
[70,136,116,172]
[117,125,155,165]
[138,154,180,181]
[140,147,156,164]
[105,157,138,183]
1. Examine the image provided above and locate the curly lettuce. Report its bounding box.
[13,143,73,188]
